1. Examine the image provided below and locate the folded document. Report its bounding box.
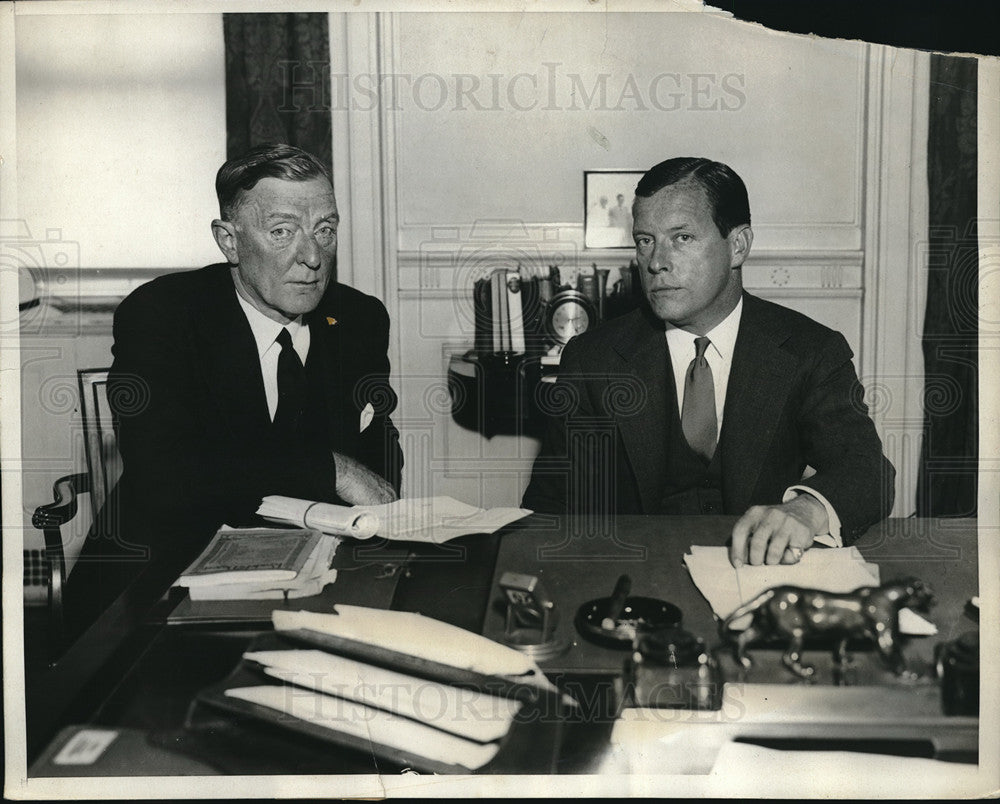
[354,497,531,543]
[259,495,530,544]
[272,607,561,690]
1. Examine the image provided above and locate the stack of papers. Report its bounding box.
[175,527,339,601]
[242,650,523,742]
[226,648,524,771]
[258,495,531,544]
[683,546,936,635]
[216,605,575,772]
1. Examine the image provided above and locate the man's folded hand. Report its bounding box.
[333,452,398,506]
[729,493,829,568]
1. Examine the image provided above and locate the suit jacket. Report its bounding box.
[522,292,895,544]
[66,264,402,629]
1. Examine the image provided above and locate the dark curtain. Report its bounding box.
[223,13,332,168]
[916,55,978,517]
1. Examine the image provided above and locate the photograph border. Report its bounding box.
[3,1,998,799]
[583,169,643,250]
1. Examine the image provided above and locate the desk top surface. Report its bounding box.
[26,516,981,776]
[482,516,979,680]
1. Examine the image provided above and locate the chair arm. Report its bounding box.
[31,472,90,659]
[32,472,90,531]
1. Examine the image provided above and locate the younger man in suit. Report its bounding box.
[523,157,894,566]
[66,144,402,629]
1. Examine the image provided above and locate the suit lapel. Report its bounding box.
[612,313,671,513]
[720,294,798,511]
[196,268,271,439]
[306,294,348,447]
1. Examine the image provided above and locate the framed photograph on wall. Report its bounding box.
[584,170,643,249]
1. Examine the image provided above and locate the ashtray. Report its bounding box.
[575,596,683,649]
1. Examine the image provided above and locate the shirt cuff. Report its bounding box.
[783,485,842,547]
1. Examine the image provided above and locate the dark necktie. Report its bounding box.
[273,327,305,434]
[680,336,717,461]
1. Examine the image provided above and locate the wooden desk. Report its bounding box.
[25,517,979,775]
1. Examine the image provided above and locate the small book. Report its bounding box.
[183,533,340,601]
[177,527,323,588]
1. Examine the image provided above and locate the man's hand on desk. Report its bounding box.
[333,453,398,506]
[729,493,829,568]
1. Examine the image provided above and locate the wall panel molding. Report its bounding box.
[26,266,184,315]
[396,247,863,296]
[398,223,866,255]
[33,248,865,310]
[861,44,930,517]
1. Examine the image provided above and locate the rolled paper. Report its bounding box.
[257,495,380,539]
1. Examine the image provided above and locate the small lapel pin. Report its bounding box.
[326,317,337,326]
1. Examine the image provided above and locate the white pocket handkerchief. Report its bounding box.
[359,402,375,433]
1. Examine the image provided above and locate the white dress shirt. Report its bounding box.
[236,292,311,422]
[664,298,842,546]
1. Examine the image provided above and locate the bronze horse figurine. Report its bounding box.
[721,577,935,680]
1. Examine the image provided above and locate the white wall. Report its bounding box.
[15,13,226,271]
[393,12,864,252]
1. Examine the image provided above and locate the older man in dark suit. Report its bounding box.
[66,144,402,629]
[523,157,894,566]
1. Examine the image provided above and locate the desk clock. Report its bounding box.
[544,289,596,344]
